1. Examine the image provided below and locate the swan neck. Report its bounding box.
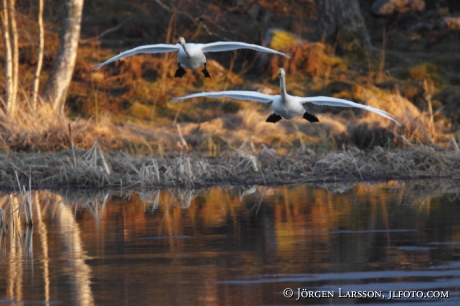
[181,43,190,56]
[279,76,288,99]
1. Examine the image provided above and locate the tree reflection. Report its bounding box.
[0,180,459,305]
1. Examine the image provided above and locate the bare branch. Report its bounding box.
[153,0,232,40]
[32,0,45,108]
[80,17,133,44]
[153,0,171,12]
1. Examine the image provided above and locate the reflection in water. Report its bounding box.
[35,195,50,305]
[0,181,460,305]
[1,191,95,306]
[58,203,94,306]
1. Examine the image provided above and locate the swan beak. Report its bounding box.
[278,68,285,77]
[178,37,186,45]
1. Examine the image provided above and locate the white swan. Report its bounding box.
[93,37,291,78]
[173,68,401,125]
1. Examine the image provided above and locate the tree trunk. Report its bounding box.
[0,0,18,116]
[32,0,45,109]
[1,0,13,113]
[43,0,84,113]
[316,0,372,55]
[8,0,18,114]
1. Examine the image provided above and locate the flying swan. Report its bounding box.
[93,37,291,78]
[173,68,401,125]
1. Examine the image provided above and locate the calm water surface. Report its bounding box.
[1,181,460,305]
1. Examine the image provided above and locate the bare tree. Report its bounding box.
[8,0,18,115]
[316,0,372,55]
[1,0,19,116]
[32,0,45,109]
[0,0,13,114]
[43,0,84,113]
[9,0,18,112]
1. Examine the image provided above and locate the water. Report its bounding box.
[1,181,460,305]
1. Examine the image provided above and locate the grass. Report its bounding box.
[0,83,435,154]
[0,137,458,191]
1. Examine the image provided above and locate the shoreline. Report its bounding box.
[2,144,460,191]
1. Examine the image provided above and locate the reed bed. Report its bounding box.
[0,139,459,191]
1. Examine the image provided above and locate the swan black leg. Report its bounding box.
[266,113,282,123]
[174,63,186,78]
[202,63,211,78]
[303,111,319,123]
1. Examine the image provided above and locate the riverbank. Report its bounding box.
[3,141,459,191]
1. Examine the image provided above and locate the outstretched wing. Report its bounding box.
[93,44,180,71]
[172,91,275,103]
[201,41,291,58]
[299,96,401,125]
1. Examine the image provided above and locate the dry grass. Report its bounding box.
[0,136,458,191]
[0,84,433,155]
[349,85,452,148]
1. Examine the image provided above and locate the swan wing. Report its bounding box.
[172,91,274,103]
[93,44,180,71]
[299,96,401,125]
[201,41,291,58]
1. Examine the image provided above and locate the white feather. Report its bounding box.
[93,44,180,71]
[201,41,291,58]
[172,91,274,103]
[298,96,400,125]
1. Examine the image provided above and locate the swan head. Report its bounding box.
[178,37,186,46]
[278,68,285,78]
